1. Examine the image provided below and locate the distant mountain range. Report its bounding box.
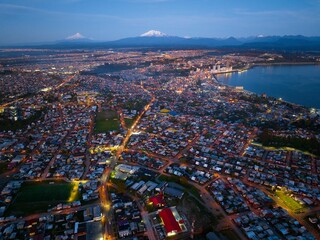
[3,30,320,51]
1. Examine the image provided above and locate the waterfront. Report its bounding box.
[217,65,320,109]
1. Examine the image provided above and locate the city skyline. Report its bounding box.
[1,0,320,45]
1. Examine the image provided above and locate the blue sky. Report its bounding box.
[0,0,320,44]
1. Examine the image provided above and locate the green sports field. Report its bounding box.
[275,189,304,212]
[94,110,120,132]
[6,181,81,216]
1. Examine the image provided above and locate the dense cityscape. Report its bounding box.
[0,48,319,240]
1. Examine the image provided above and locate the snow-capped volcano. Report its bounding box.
[140,30,168,37]
[66,33,86,40]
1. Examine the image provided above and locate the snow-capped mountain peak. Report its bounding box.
[66,33,86,40]
[140,30,168,37]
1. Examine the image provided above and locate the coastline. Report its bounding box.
[240,61,320,72]
[213,61,320,77]
[213,63,320,110]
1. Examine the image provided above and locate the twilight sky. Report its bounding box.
[0,0,320,45]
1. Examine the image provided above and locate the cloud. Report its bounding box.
[0,3,126,21]
[0,3,69,16]
[234,8,297,17]
[0,3,46,13]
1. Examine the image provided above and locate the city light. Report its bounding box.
[67,183,79,202]
[67,180,88,202]
[41,87,52,92]
[1,36,319,240]
[102,202,111,211]
[131,131,141,135]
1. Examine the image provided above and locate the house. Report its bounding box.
[159,208,182,237]
[118,224,131,238]
[155,182,168,192]
[164,187,184,199]
[93,206,102,221]
[149,192,165,208]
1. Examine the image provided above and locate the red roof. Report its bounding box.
[159,208,181,234]
[149,193,165,207]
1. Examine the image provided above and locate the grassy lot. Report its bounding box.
[6,180,81,216]
[220,229,241,240]
[0,162,8,174]
[275,189,304,212]
[94,110,119,133]
[181,195,217,233]
[124,117,135,129]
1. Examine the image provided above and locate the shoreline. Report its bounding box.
[213,63,320,110]
[239,61,320,72]
[213,62,320,78]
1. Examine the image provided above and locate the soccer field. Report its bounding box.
[6,181,81,216]
[94,110,120,132]
[275,190,304,212]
